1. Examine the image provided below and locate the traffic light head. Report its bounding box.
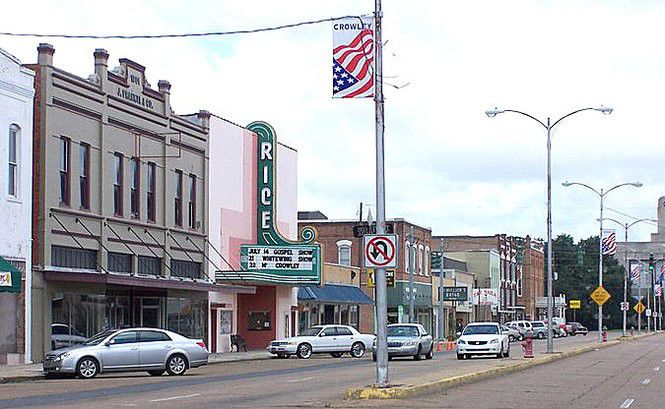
[649,254,655,272]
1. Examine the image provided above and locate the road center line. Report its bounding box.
[620,398,634,408]
[150,393,201,402]
[642,378,651,384]
[287,376,314,383]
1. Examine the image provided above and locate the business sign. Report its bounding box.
[217,122,322,286]
[0,272,12,288]
[363,234,398,268]
[535,296,566,308]
[366,269,395,288]
[569,300,581,309]
[353,222,394,238]
[442,286,468,301]
[472,288,499,306]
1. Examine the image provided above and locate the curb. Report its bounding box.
[346,333,659,400]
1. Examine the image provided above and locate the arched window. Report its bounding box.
[404,241,411,271]
[8,125,19,197]
[418,245,424,275]
[337,240,352,266]
[424,246,430,276]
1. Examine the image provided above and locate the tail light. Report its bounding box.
[196,341,207,349]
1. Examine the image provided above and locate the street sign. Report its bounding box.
[646,308,652,317]
[442,286,468,301]
[367,269,395,288]
[590,286,611,306]
[363,234,398,268]
[569,299,581,309]
[353,222,394,238]
[620,301,630,311]
[634,301,645,314]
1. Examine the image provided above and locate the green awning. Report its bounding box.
[0,256,21,293]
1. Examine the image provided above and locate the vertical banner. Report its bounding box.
[630,261,642,282]
[332,17,374,98]
[602,229,617,256]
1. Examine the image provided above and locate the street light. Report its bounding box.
[601,217,657,336]
[562,181,642,343]
[485,106,612,354]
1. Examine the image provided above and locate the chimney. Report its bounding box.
[158,80,171,115]
[37,43,55,66]
[93,48,109,77]
[198,110,211,130]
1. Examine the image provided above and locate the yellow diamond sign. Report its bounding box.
[634,301,645,314]
[590,286,611,306]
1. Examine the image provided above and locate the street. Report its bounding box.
[343,333,665,409]
[0,333,626,408]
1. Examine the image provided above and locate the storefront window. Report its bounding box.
[349,305,359,329]
[51,293,107,348]
[166,297,206,339]
[340,305,349,325]
[309,305,319,327]
[299,309,309,333]
[248,311,271,331]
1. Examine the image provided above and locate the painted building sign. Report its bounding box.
[217,121,322,285]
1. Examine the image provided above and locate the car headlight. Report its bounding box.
[458,339,466,345]
[55,352,71,361]
[489,338,500,344]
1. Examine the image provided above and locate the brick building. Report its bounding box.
[517,236,545,320]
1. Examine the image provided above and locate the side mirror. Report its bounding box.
[318,333,324,337]
[456,331,462,337]
[105,339,115,346]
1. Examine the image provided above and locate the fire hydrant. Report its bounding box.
[521,331,534,358]
[602,326,608,342]
[630,326,635,337]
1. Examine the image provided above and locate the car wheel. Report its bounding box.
[166,354,188,376]
[76,357,99,379]
[350,342,365,358]
[425,345,434,360]
[504,346,510,358]
[508,335,516,342]
[413,346,422,361]
[537,332,545,339]
[148,370,164,376]
[297,343,312,359]
[330,352,343,358]
[456,353,463,360]
[518,334,524,341]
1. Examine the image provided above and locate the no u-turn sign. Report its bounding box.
[363,234,398,268]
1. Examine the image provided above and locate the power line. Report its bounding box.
[0,14,372,40]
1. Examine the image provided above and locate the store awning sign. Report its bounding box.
[217,121,321,286]
[0,256,21,293]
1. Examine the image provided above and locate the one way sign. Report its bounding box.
[363,234,398,268]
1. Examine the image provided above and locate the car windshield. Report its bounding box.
[388,326,419,337]
[532,322,544,327]
[463,325,499,335]
[83,330,117,346]
[300,327,323,336]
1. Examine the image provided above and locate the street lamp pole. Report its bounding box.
[562,182,642,343]
[601,217,656,337]
[486,106,612,354]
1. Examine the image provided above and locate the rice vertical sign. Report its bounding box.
[216,121,322,285]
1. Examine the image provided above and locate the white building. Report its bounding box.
[0,48,34,364]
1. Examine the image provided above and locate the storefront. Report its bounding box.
[297,283,373,332]
[387,281,433,333]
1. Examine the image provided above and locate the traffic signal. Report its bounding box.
[649,254,656,273]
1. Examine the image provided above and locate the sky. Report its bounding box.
[3,0,663,242]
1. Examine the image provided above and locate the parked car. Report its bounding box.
[505,320,533,338]
[51,323,87,350]
[500,324,522,342]
[552,317,573,335]
[268,325,375,359]
[552,325,567,338]
[372,323,434,361]
[43,328,209,379]
[570,322,588,335]
[529,321,548,339]
[456,322,510,360]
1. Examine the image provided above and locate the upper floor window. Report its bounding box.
[59,137,70,205]
[174,170,183,226]
[130,158,140,218]
[424,246,430,276]
[336,240,352,266]
[405,241,411,271]
[8,125,19,197]
[418,245,424,275]
[147,162,156,222]
[188,174,196,229]
[113,153,123,216]
[79,143,90,209]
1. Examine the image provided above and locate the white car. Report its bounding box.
[456,322,510,360]
[268,325,376,359]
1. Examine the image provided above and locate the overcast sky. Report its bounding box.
[4,0,663,242]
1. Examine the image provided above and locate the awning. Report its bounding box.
[0,256,21,293]
[298,284,374,305]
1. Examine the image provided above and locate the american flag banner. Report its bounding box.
[658,261,665,283]
[602,229,618,256]
[655,284,662,297]
[630,262,642,281]
[332,17,374,98]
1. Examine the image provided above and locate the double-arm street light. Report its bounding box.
[485,106,612,354]
[601,217,656,336]
[562,181,642,343]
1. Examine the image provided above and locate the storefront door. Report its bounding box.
[217,309,233,353]
[140,298,162,328]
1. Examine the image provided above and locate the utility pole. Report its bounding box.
[647,259,651,332]
[439,239,445,340]
[372,0,389,388]
[598,188,604,343]
[409,226,415,323]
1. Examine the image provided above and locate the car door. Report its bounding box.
[138,330,173,368]
[418,325,431,351]
[317,327,338,352]
[100,331,140,370]
[334,326,355,351]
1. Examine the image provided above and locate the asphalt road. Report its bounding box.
[343,333,665,409]
[0,332,624,408]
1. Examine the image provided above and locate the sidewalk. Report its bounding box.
[0,350,272,384]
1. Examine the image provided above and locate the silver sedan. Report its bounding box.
[43,328,209,379]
